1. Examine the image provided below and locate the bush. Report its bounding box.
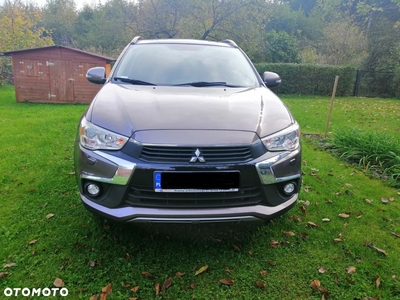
[330,129,400,187]
[254,63,356,96]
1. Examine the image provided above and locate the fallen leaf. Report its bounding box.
[304,200,311,206]
[392,275,398,281]
[333,238,342,243]
[391,232,400,238]
[270,240,280,248]
[53,278,65,288]
[0,272,8,278]
[195,265,209,276]
[175,272,185,277]
[100,283,112,300]
[300,232,308,239]
[155,283,160,296]
[345,277,354,284]
[372,245,387,256]
[190,283,196,289]
[381,198,389,204]
[89,260,96,267]
[29,239,38,245]
[89,295,99,300]
[389,196,395,201]
[267,261,277,267]
[4,263,16,268]
[211,237,222,242]
[255,281,266,289]
[307,221,319,228]
[131,286,139,293]
[128,298,139,300]
[260,270,268,276]
[161,277,173,294]
[232,244,241,252]
[310,279,321,291]
[300,205,307,214]
[318,267,327,274]
[219,278,235,285]
[142,271,154,278]
[225,268,233,274]
[46,213,54,220]
[376,276,381,288]
[365,199,373,204]
[346,266,356,274]
[283,231,295,236]
[322,218,330,222]
[339,213,350,218]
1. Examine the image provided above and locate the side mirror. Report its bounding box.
[86,67,106,84]
[262,71,281,88]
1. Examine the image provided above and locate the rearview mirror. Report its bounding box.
[86,67,106,84]
[262,71,281,88]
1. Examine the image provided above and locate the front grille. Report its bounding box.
[139,146,253,164]
[125,186,263,208]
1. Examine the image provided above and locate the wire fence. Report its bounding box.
[353,70,396,98]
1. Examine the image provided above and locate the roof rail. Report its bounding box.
[130,36,142,44]
[220,39,238,48]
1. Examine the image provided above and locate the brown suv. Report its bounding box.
[74,37,301,223]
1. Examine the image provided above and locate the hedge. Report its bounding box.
[254,63,357,96]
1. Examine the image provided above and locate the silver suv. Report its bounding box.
[74,37,301,223]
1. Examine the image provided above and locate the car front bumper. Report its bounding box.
[75,143,301,223]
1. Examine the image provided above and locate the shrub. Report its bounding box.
[254,63,356,96]
[330,129,400,187]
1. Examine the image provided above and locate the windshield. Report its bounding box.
[113,43,259,87]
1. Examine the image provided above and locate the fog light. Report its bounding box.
[86,183,101,197]
[283,182,296,195]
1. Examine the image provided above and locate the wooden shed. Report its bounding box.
[1,46,115,104]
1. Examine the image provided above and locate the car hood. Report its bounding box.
[88,83,293,141]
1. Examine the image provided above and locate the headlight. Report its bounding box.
[262,123,300,151]
[79,117,128,150]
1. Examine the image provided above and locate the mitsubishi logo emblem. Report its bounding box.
[190,149,206,163]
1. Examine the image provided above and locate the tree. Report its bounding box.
[340,0,400,70]
[264,30,301,63]
[74,0,136,56]
[0,0,53,51]
[0,0,53,83]
[41,0,77,46]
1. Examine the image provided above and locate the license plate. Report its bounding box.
[154,171,240,193]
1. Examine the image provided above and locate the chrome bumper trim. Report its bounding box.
[255,152,301,184]
[80,151,136,185]
[81,193,298,223]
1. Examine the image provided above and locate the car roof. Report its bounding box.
[131,36,238,48]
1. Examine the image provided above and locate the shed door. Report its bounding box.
[48,60,74,102]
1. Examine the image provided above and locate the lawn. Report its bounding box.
[0,86,399,300]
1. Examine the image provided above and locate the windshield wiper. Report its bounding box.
[114,77,156,86]
[173,81,241,87]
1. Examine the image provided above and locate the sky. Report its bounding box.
[0,0,107,10]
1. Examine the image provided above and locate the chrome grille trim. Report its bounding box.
[139,145,253,163]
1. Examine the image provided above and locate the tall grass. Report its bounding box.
[331,129,400,186]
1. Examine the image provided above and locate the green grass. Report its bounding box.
[282,95,400,136]
[0,87,399,299]
[282,95,400,187]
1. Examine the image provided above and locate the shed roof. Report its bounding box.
[0,45,116,62]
